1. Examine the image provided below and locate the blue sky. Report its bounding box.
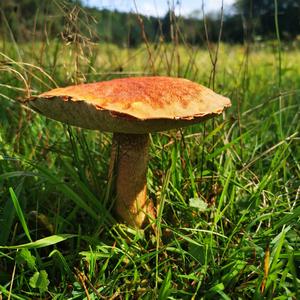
[83,0,236,17]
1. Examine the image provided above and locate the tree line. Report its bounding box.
[1,0,299,47]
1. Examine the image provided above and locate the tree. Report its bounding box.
[235,0,300,39]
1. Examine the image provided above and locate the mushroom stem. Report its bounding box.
[111,133,155,228]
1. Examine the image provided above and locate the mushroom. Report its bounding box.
[25,76,231,228]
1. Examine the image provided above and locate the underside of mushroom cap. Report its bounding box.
[26,76,231,134]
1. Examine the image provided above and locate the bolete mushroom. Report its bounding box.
[25,76,231,228]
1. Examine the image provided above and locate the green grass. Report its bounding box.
[0,14,300,300]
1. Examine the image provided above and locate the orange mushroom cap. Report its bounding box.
[27,76,231,134]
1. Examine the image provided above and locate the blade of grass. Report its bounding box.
[9,187,32,242]
[0,234,77,249]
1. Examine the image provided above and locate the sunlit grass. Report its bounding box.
[0,30,299,300]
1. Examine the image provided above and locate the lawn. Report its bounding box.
[0,33,299,299]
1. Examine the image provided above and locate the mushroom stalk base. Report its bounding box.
[111,133,155,228]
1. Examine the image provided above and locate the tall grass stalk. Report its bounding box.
[274,0,283,138]
[0,1,299,298]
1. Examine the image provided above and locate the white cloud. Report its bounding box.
[134,2,163,16]
[83,0,236,17]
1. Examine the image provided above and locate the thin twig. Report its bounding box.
[74,267,91,300]
[8,254,17,300]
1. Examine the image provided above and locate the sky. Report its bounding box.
[83,0,236,17]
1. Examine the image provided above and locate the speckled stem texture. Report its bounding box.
[111,133,154,228]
